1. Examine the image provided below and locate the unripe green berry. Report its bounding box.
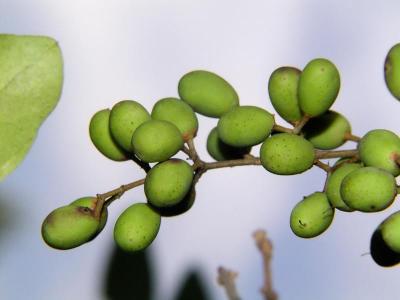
[42,205,100,250]
[145,159,194,208]
[89,109,128,161]
[370,228,400,267]
[178,70,239,118]
[151,97,198,141]
[268,66,303,123]
[358,129,400,176]
[380,211,400,253]
[217,106,274,147]
[109,100,151,152]
[290,192,334,238]
[207,127,251,161]
[260,133,315,175]
[70,197,108,234]
[298,58,340,116]
[340,167,397,212]
[150,186,196,217]
[131,120,184,163]
[114,203,161,252]
[384,43,400,100]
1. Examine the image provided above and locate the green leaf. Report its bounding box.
[0,34,63,180]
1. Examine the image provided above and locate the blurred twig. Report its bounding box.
[217,267,241,300]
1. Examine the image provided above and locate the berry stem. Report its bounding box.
[130,154,151,173]
[344,132,361,143]
[292,115,311,135]
[217,266,241,300]
[314,160,331,172]
[315,149,358,159]
[204,156,261,170]
[272,124,293,134]
[253,230,278,300]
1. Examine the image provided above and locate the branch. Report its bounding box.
[292,115,311,135]
[94,178,145,218]
[130,154,151,173]
[204,156,261,170]
[187,138,200,162]
[272,124,293,134]
[314,149,358,160]
[344,132,361,143]
[314,160,331,172]
[217,267,241,300]
[253,230,278,300]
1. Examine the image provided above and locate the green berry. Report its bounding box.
[151,97,198,141]
[217,106,274,147]
[260,133,315,175]
[145,159,194,208]
[150,186,196,217]
[358,129,400,176]
[298,58,340,116]
[370,228,400,267]
[70,197,108,234]
[207,127,251,161]
[131,120,184,162]
[380,211,400,253]
[340,167,397,212]
[290,192,334,238]
[325,162,362,212]
[384,43,400,100]
[114,203,161,252]
[89,109,128,161]
[302,111,351,150]
[109,100,151,152]
[268,66,303,123]
[42,205,100,250]
[178,70,239,118]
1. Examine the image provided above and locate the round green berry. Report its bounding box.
[370,228,400,267]
[380,211,400,253]
[151,97,198,141]
[178,70,239,118]
[145,159,194,208]
[114,203,161,252]
[217,106,274,147]
[260,133,315,175]
[109,100,151,152]
[268,66,303,123]
[358,129,400,176]
[298,58,340,116]
[131,120,183,163]
[340,167,397,212]
[290,192,334,238]
[384,43,400,100]
[70,197,108,234]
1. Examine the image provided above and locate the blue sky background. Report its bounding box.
[1,1,400,299]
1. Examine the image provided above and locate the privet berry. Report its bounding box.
[384,43,400,100]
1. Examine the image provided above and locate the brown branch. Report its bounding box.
[272,124,293,134]
[314,149,358,160]
[181,145,191,156]
[344,132,361,143]
[204,156,261,170]
[217,267,241,300]
[130,154,151,173]
[94,178,145,218]
[253,230,278,300]
[314,160,331,172]
[187,138,200,162]
[292,115,311,135]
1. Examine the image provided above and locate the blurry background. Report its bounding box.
[1,0,400,299]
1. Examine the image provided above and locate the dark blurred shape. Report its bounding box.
[370,229,400,267]
[104,246,153,300]
[174,270,213,300]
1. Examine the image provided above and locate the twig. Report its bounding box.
[315,149,358,160]
[292,115,311,135]
[272,124,293,134]
[130,155,151,173]
[204,156,261,170]
[94,178,145,218]
[344,132,361,143]
[181,145,191,156]
[217,267,241,300]
[314,160,331,172]
[187,139,200,161]
[253,230,278,300]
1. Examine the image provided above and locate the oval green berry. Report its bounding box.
[302,111,351,150]
[150,186,196,217]
[145,159,194,208]
[358,129,400,176]
[217,106,274,147]
[70,197,108,234]
[178,70,239,117]
[260,133,315,175]
[151,97,198,141]
[370,228,400,267]
[298,58,340,116]
[384,43,400,100]
[207,127,251,161]
[109,100,151,152]
[340,167,397,212]
[42,205,100,250]
[89,109,128,161]
[114,203,161,252]
[326,162,362,212]
[381,211,400,253]
[290,192,334,238]
[131,120,184,162]
[268,66,303,123]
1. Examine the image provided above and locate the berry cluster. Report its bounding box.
[42,45,400,266]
